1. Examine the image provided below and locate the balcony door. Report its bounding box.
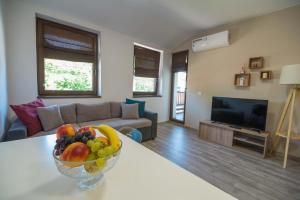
[170,50,188,123]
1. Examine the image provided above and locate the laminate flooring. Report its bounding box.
[143,122,300,200]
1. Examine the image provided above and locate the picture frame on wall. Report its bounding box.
[249,57,264,69]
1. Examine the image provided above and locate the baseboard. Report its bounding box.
[274,151,300,162]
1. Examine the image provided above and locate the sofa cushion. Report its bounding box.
[78,118,152,130]
[37,105,64,131]
[10,98,45,137]
[121,103,139,119]
[60,104,76,124]
[110,102,122,118]
[126,98,145,117]
[77,102,111,123]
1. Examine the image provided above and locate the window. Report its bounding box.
[36,18,99,97]
[133,44,161,97]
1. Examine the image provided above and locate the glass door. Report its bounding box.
[171,72,187,122]
[170,50,188,123]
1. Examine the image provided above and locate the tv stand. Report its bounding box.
[199,121,269,157]
[229,125,241,129]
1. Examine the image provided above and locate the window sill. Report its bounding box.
[133,95,162,98]
[38,95,102,99]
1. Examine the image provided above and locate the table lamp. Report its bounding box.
[271,64,300,168]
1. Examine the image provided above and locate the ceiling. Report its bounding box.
[30,0,300,49]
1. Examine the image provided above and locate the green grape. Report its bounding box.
[97,149,106,158]
[94,137,101,143]
[87,140,94,148]
[96,158,106,169]
[86,153,97,161]
[91,142,101,153]
[104,146,115,156]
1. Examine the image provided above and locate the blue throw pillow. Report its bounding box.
[126,98,145,117]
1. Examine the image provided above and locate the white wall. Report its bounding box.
[0,0,8,141]
[4,0,171,122]
[174,5,300,157]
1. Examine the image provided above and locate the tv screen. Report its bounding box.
[211,97,268,131]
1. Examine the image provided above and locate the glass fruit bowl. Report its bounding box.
[53,141,122,190]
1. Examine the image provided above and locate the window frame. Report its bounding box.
[133,44,161,98]
[36,17,99,98]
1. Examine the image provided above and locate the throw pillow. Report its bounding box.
[10,98,45,136]
[121,103,139,119]
[126,98,145,117]
[37,105,64,131]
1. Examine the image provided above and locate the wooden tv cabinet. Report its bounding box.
[199,121,269,157]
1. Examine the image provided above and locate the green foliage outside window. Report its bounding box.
[44,59,93,91]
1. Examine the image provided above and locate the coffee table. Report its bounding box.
[0,132,236,200]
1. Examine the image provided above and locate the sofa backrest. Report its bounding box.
[59,104,77,124]
[58,102,122,124]
[110,102,122,118]
[76,102,111,123]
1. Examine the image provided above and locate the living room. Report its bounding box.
[1,0,300,200]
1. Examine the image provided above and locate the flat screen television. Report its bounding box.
[211,97,268,131]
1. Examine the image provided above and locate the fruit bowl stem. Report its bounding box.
[78,173,104,190]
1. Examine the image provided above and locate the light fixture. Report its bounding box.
[271,64,300,168]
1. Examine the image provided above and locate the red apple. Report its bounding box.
[56,124,77,139]
[60,142,90,166]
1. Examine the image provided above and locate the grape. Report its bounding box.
[75,133,83,141]
[86,153,97,161]
[54,136,74,155]
[97,149,106,158]
[104,146,115,156]
[94,137,101,143]
[82,137,88,143]
[96,158,106,169]
[91,142,101,153]
[88,135,95,140]
[65,137,72,145]
[87,140,94,147]
[83,132,91,137]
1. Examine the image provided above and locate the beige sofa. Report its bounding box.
[7,102,158,142]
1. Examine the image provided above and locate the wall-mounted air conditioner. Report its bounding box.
[192,30,229,52]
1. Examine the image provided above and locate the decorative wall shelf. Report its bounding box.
[234,73,251,87]
[260,70,272,80]
[249,57,264,69]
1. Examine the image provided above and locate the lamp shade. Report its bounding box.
[279,64,300,85]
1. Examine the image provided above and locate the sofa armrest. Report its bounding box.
[6,118,27,141]
[144,110,157,139]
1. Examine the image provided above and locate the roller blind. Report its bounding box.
[37,18,98,63]
[134,45,160,78]
[172,51,188,72]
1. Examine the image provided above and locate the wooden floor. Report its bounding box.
[143,122,300,200]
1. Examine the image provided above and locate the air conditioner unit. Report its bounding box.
[192,30,229,52]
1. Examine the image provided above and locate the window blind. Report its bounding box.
[37,18,98,63]
[134,45,160,78]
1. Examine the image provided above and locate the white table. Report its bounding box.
[0,133,236,200]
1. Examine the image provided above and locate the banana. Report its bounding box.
[92,125,121,150]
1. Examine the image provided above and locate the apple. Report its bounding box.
[60,142,90,166]
[56,124,77,139]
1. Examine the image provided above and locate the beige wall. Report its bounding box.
[4,0,171,123]
[0,0,8,141]
[174,5,300,156]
